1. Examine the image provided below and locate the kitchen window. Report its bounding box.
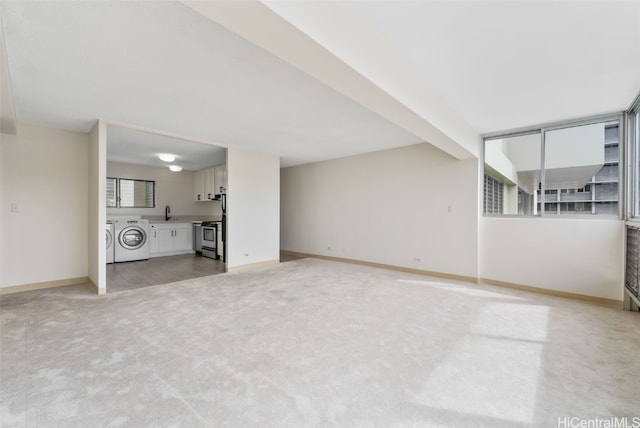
[106,177,117,208]
[483,115,622,218]
[106,178,156,208]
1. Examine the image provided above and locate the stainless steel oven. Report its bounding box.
[201,222,219,259]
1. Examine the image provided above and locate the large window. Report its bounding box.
[484,132,541,215]
[483,116,622,217]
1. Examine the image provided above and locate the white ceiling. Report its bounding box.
[1,1,639,167]
[351,0,640,133]
[0,1,422,167]
[107,125,226,171]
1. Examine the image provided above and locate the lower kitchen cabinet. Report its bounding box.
[149,223,193,257]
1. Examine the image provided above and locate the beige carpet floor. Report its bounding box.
[1,258,639,427]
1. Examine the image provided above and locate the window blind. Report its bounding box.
[484,174,503,214]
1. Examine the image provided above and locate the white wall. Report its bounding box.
[107,162,221,219]
[281,143,479,278]
[480,217,624,300]
[1,124,88,288]
[281,141,623,301]
[88,121,106,293]
[227,148,280,269]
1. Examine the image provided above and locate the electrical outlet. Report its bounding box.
[10,202,19,213]
[413,257,421,263]
[327,246,332,251]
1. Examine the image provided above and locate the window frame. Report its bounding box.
[627,93,640,221]
[482,112,625,219]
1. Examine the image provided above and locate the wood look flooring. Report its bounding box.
[279,251,307,263]
[106,254,225,293]
[107,252,306,293]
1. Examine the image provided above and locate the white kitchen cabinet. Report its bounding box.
[173,224,191,251]
[149,223,193,257]
[214,164,227,193]
[204,168,216,200]
[194,164,226,201]
[157,227,174,252]
[149,225,160,253]
[194,170,205,202]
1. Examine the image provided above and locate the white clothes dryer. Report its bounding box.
[106,221,114,264]
[114,218,150,262]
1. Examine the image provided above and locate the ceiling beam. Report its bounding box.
[181,0,479,160]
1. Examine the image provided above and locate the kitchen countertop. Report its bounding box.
[144,216,221,224]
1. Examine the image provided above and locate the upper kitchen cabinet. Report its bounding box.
[214,164,227,194]
[204,167,216,200]
[194,169,205,201]
[194,164,226,201]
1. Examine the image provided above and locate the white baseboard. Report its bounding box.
[0,277,90,295]
[226,259,279,273]
[280,250,623,309]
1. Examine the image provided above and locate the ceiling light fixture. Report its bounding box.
[159,153,176,162]
[169,165,182,172]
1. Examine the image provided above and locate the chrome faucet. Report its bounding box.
[165,205,171,221]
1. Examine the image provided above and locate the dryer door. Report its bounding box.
[119,227,147,250]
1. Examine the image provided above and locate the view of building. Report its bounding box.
[484,121,620,216]
[539,122,619,216]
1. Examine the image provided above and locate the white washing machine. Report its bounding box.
[106,221,114,264]
[114,218,150,262]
